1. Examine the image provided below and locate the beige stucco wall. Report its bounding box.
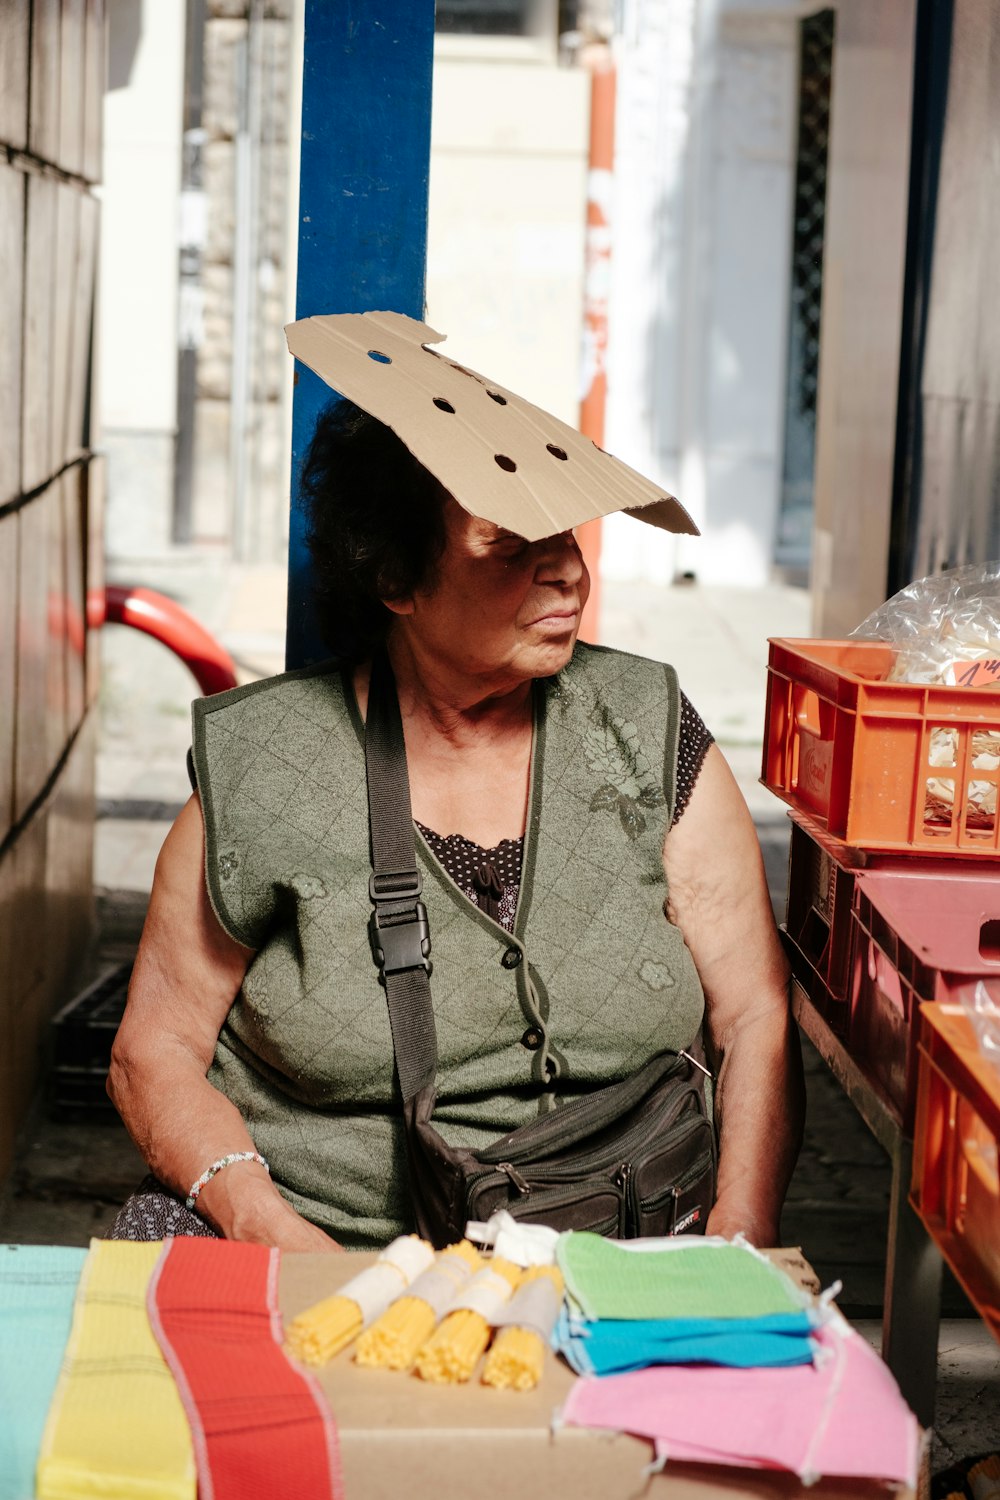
[809,1,917,636]
[425,38,590,428]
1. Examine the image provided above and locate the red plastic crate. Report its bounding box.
[763,638,1000,855]
[782,811,962,1033]
[911,1003,1000,1340]
[848,867,1000,1131]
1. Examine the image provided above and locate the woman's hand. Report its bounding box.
[663,746,805,1249]
[246,1207,343,1254]
[704,1202,780,1247]
[189,1153,343,1251]
[108,794,342,1251]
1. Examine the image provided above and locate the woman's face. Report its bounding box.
[388,495,590,689]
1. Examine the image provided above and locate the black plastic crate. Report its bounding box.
[48,961,132,1117]
[783,815,861,1032]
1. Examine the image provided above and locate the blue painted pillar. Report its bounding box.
[286,2,436,669]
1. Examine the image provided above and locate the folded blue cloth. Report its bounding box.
[555,1305,818,1376]
[0,1243,88,1500]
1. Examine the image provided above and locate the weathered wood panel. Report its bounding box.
[0,512,17,846]
[59,0,86,177]
[63,464,87,731]
[0,165,25,507]
[29,0,62,166]
[0,4,29,151]
[21,175,57,495]
[51,182,80,474]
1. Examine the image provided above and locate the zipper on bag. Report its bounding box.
[466,1166,626,1234]
[502,1178,626,1236]
[483,1075,703,1176]
[477,1050,692,1166]
[626,1116,716,1235]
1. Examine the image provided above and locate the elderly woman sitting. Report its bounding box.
[109,398,803,1251]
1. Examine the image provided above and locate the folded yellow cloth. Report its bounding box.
[36,1240,196,1500]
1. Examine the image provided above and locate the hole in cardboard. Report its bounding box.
[546,444,568,461]
[367,350,391,364]
[433,398,455,413]
[487,391,507,405]
[494,455,517,472]
[979,921,1000,962]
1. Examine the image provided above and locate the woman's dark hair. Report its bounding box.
[300,399,449,660]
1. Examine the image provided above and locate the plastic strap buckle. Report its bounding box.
[368,870,433,980]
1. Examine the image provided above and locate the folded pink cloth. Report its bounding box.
[560,1315,919,1487]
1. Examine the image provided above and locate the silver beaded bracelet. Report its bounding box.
[185,1151,270,1211]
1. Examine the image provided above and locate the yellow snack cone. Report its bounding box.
[482,1264,564,1391]
[355,1240,482,1371]
[285,1234,434,1366]
[286,1293,362,1366]
[415,1258,522,1384]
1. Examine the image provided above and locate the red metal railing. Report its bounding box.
[90,586,238,697]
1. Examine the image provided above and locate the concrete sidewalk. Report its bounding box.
[2,559,997,1468]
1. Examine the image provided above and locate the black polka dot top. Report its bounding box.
[417,691,713,934]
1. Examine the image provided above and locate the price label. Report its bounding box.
[948,658,1000,689]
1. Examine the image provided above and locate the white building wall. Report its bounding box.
[99,0,185,556]
[425,37,590,427]
[603,0,799,587]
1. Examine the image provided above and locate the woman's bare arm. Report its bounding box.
[663,745,804,1245]
[108,793,340,1250]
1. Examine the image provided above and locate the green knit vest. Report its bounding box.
[192,642,705,1248]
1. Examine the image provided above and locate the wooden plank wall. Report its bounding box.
[0,0,105,1180]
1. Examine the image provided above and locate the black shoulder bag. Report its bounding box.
[365,649,717,1249]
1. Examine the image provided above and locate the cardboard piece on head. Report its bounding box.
[285,311,699,542]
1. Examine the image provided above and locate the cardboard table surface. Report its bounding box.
[279,1248,910,1500]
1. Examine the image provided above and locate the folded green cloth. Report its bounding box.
[556,1234,808,1322]
[0,1243,88,1500]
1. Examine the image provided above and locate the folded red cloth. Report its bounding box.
[148,1238,343,1500]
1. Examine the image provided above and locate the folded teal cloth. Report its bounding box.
[0,1243,88,1500]
[554,1306,818,1375]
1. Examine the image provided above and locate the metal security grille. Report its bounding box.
[436,1,537,33]
[775,8,835,574]
[435,0,577,35]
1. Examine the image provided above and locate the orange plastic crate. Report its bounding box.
[848,866,1000,1131]
[763,638,1000,855]
[911,1003,1000,1340]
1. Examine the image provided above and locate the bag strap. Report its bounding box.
[364,647,439,1104]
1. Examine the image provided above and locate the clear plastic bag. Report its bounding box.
[851,561,1000,687]
[852,564,1000,838]
[961,981,1000,1080]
